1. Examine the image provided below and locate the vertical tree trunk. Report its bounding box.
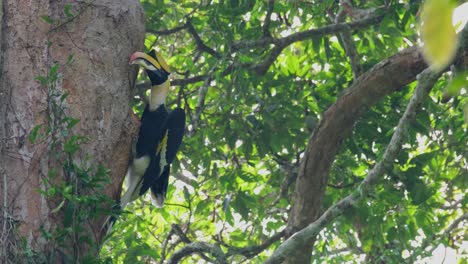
[0,0,144,261]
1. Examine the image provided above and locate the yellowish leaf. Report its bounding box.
[421,0,458,70]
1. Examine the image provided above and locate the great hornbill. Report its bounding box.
[121,49,185,208]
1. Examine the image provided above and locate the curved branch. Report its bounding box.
[186,19,221,59]
[252,45,284,75]
[265,64,443,264]
[226,229,285,258]
[284,45,429,262]
[168,242,227,264]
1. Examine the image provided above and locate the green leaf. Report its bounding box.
[63,202,75,227]
[224,206,234,225]
[64,117,80,129]
[35,76,48,86]
[64,4,74,18]
[41,15,55,24]
[66,53,75,65]
[195,199,210,215]
[183,186,191,204]
[445,72,468,96]
[421,0,457,70]
[28,124,43,144]
[49,63,59,78]
[60,92,70,102]
[51,199,66,214]
[234,191,250,220]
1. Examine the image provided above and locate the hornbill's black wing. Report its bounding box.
[121,105,168,207]
[136,105,168,158]
[150,108,185,206]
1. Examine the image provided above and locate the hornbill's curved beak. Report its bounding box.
[129,51,170,73]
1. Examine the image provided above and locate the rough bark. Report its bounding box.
[284,46,428,263]
[0,0,144,261]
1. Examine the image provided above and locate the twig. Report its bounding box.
[334,0,363,79]
[158,226,176,264]
[263,0,275,37]
[410,213,468,261]
[135,75,208,89]
[186,19,221,59]
[226,229,285,258]
[147,24,189,36]
[232,15,383,51]
[171,224,213,263]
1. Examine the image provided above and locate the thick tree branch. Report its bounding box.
[265,65,443,264]
[273,26,468,263]
[286,44,427,249]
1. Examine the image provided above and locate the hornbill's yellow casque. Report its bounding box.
[121,49,185,208]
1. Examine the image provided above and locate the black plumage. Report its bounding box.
[121,49,185,208]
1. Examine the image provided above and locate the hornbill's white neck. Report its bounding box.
[149,81,169,111]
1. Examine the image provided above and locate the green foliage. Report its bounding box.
[102,0,467,263]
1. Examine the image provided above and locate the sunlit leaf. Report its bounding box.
[421,0,458,70]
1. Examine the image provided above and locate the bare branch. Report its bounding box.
[252,45,284,75]
[168,242,227,264]
[170,224,214,263]
[226,229,286,258]
[190,76,212,134]
[186,19,221,59]
[146,24,189,36]
[135,75,208,89]
[172,75,208,86]
[158,226,176,264]
[172,223,192,244]
[263,0,275,37]
[411,213,468,261]
[265,65,443,264]
[334,0,363,79]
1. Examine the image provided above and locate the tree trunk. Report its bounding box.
[0,0,144,262]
